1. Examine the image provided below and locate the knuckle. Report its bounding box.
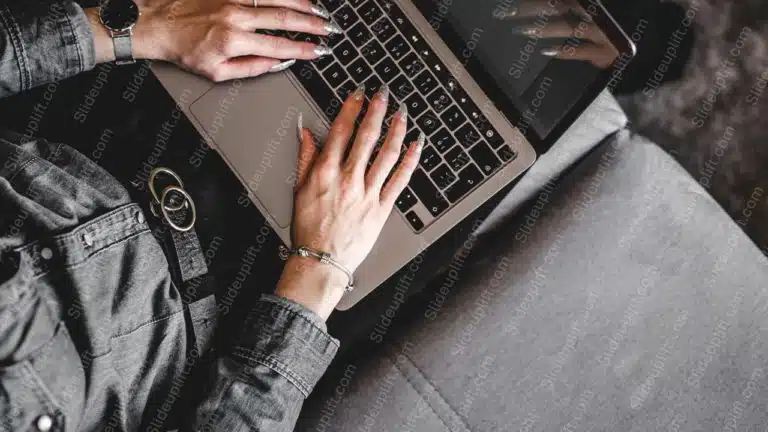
[219,4,240,23]
[269,35,285,53]
[216,28,237,55]
[275,8,290,26]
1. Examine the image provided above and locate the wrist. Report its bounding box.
[275,256,349,320]
[131,4,169,61]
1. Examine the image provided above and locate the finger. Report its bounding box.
[295,113,318,189]
[493,0,571,19]
[345,84,389,175]
[542,43,616,68]
[208,56,287,81]
[317,84,366,166]
[380,133,424,207]
[514,20,603,41]
[366,102,407,190]
[222,31,329,60]
[232,0,332,20]
[229,6,341,35]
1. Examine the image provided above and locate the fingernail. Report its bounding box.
[503,7,518,18]
[297,111,303,140]
[541,48,560,57]
[378,84,390,102]
[324,21,343,34]
[352,83,365,100]
[311,4,331,19]
[416,132,426,151]
[313,44,333,57]
[397,102,408,121]
[269,59,296,73]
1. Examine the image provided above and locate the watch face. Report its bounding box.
[101,0,139,31]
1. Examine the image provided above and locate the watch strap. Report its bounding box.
[113,30,135,65]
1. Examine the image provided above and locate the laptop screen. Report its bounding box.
[411,0,623,145]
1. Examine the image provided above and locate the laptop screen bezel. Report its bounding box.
[408,0,636,154]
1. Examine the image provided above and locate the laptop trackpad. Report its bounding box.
[189,73,327,228]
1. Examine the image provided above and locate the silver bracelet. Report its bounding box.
[278,245,354,292]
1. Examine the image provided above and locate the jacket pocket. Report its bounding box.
[0,321,86,431]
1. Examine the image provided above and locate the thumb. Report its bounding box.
[295,112,318,190]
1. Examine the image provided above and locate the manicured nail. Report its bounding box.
[313,44,333,57]
[377,84,390,102]
[311,4,331,19]
[269,59,296,73]
[397,102,408,121]
[541,48,560,57]
[416,132,426,151]
[500,7,518,18]
[297,112,303,140]
[352,83,366,100]
[324,21,343,34]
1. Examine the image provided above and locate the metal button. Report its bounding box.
[136,211,145,224]
[36,414,53,431]
[82,233,93,247]
[40,248,53,260]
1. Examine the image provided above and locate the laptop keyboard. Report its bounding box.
[281,0,519,232]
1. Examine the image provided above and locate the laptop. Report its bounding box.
[152,0,635,309]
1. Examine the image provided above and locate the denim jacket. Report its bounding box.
[0,2,339,430]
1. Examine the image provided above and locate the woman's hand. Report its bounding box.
[276,85,423,319]
[88,0,339,81]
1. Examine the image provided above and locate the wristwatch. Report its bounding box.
[99,0,140,65]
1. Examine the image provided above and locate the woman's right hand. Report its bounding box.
[276,85,423,319]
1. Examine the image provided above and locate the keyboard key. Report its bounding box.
[431,128,456,153]
[323,62,350,88]
[456,123,481,147]
[405,210,424,231]
[430,164,457,189]
[335,40,359,65]
[327,32,345,47]
[358,1,384,24]
[373,57,399,83]
[313,52,335,71]
[396,187,417,212]
[361,40,386,65]
[347,58,373,83]
[419,145,441,172]
[404,128,421,147]
[426,88,451,113]
[469,141,502,175]
[391,75,414,100]
[337,80,358,100]
[293,62,343,120]
[410,169,449,217]
[474,114,505,148]
[413,70,439,95]
[445,164,483,203]
[320,0,345,12]
[445,146,471,171]
[404,93,428,118]
[497,145,518,162]
[399,52,425,77]
[349,0,366,7]
[348,22,373,46]
[333,5,359,29]
[410,29,437,64]
[440,105,467,131]
[416,111,440,136]
[371,17,397,42]
[385,35,410,61]
[364,75,382,99]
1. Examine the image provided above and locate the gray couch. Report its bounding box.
[295,91,768,431]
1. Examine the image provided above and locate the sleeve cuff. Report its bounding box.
[0,1,95,94]
[232,294,340,397]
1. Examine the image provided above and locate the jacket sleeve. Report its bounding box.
[0,1,95,99]
[183,294,339,432]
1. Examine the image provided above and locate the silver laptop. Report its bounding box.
[152,0,634,309]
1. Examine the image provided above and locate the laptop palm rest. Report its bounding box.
[189,74,327,228]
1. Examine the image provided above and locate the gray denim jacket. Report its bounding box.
[0,2,339,430]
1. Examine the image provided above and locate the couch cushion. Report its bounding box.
[298,131,768,431]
